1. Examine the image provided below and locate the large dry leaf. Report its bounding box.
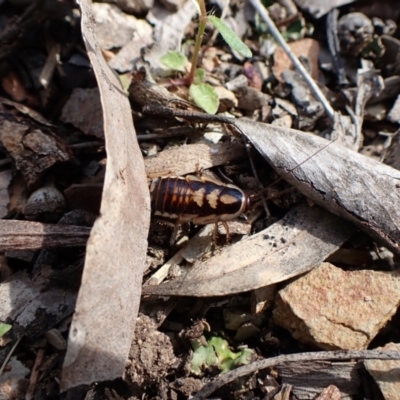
[234,119,400,255]
[142,203,355,296]
[61,0,150,390]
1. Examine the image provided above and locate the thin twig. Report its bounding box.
[25,347,46,400]
[0,336,23,376]
[192,349,400,399]
[249,0,335,120]
[69,141,104,150]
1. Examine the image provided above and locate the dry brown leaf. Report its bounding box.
[142,203,355,297]
[234,118,400,255]
[61,0,150,390]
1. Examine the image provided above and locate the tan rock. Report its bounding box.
[273,263,400,350]
[273,38,320,82]
[315,385,341,400]
[364,343,400,400]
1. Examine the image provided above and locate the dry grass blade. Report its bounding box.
[60,0,150,390]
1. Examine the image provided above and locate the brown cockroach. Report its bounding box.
[149,174,250,241]
[145,105,340,244]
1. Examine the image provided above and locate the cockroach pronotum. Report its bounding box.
[149,174,250,242]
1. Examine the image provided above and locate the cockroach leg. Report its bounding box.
[222,221,231,244]
[212,221,231,244]
[169,221,180,246]
[213,222,219,243]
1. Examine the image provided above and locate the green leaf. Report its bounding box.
[190,336,253,374]
[0,323,12,337]
[194,68,206,84]
[189,83,219,114]
[160,51,188,72]
[191,340,219,375]
[208,15,252,58]
[222,348,253,373]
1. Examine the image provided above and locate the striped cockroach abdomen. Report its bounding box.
[149,175,250,225]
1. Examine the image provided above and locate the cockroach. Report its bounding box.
[145,107,338,243]
[149,174,250,242]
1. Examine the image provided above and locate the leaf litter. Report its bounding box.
[0,0,400,399]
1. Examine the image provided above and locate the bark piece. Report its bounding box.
[0,220,90,251]
[0,115,72,188]
[277,361,359,399]
[144,142,246,177]
[273,263,400,350]
[191,350,400,400]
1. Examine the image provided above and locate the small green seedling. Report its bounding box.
[190,335,253,374]
[160,0,252,114]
